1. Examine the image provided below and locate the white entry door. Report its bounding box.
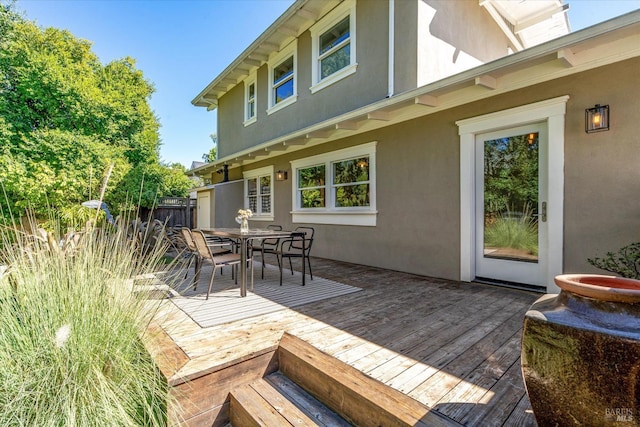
[197,193,210,229]
[475,123,548,287]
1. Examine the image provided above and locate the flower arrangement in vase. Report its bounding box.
[235,209,252,233]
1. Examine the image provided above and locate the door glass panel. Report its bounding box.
[483,132,539,262]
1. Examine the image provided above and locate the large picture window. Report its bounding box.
[267,41,297,114]
[291,142,377,226]
[243,166,274,220]
[310,0,357,93]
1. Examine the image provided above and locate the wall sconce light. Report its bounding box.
[585,104,609,133]
[275,170,288,181]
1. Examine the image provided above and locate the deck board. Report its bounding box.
[150,257,540,426]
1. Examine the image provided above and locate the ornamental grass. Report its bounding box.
[484,209,539,256]
[0,217,183,426]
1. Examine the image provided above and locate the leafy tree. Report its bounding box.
[202,133,217,162]
[0,129,128,214]
[110,162,193,212]
[0,3,192,222]
[484,134,539,218]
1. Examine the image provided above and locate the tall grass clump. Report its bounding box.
[484,208,539,256]
[0,218,181,426]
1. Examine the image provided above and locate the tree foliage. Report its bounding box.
[0,3,192,221]
[588,242,640,279]
[484,134,539,217]
[202,133,217,162]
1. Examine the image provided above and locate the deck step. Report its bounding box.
[277,332,461,427]
[229,372,349,426]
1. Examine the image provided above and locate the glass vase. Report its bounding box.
[240,217,249,233]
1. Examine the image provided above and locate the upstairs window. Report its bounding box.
[319,17,350,80]
[310,0,357,93]
[243,74,257,126]
[273,57,294,104]
[243,166,274,220]
[267,41,297,114]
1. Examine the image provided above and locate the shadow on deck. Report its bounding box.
[147,257,541,426]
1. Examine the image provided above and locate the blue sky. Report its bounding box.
[16,0,640,169]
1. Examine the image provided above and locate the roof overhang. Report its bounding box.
[480,0,570,50]
[191,0,339,111]
[189,10,640,178]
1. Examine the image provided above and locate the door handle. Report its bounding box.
[533,202,547,222]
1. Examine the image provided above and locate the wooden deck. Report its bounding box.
[148,257,541,426]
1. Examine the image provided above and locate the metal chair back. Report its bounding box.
[289,226,314,253]
[190,230,215,262]
[180,227,197,252]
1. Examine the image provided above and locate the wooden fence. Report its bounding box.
[140,197,196,228]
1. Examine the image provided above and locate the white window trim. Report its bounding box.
[243,166,274,221]
[267,40,297,115]
[243,73,257,126]
[457,95,568,293]
[310,0,357,94]
[290,142,377,226]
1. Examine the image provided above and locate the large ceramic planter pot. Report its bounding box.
[521,274,640,425]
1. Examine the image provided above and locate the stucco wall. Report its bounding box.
[218,0,517,159]
[213,180,245,228]
[217,0,389,159]
[236,57,640,282]
[393,0,419,94]
[243,113,463,280]
[560,58,640,274]
[394,0,510,94]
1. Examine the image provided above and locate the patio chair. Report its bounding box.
[277,226,314,286]
[191,230,243,300]
[205,233,239,253]
[179,227,201,278]
[181,228,233,281]
[254,224,283,279]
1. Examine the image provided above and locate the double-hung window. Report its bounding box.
[267,41,297,114]
[243,166,274,221]
[243,73,257,126]
[310,0,357,93]
[291,142,376,226]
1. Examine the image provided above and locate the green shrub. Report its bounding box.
[0,219,182,426]
[588,242,640,279]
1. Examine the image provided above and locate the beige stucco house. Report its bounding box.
[190,0,640,293]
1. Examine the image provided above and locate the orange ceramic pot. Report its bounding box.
[522,274,640,425]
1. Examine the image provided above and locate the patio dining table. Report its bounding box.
[199,228,305,297]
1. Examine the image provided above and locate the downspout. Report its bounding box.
[387,0,395,98]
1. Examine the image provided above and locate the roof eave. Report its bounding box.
[191,0,310,110]
[186,10,640,176]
